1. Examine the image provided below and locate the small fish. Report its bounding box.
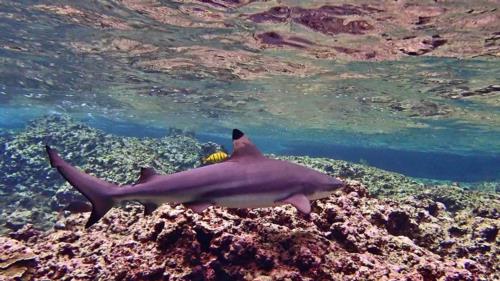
[202,151,228,165]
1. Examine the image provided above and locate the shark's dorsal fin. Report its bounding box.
[230,129,264,160]
[137,167,157,184]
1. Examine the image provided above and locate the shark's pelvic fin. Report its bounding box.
[143,202,159,216]
[230,129,264,160]
[46,145,117,228]
[280,193,311,214]
[137,167,157,184]
[184,202,211,214]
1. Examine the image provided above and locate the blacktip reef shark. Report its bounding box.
[46,129,345,228]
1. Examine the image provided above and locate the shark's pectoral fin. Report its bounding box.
[280,193,311,214]
[143,202,159,216]
[184,202,211,214]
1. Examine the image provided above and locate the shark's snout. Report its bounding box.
[319,176,345,192]
[331,177,345,188]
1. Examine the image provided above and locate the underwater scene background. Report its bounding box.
[0,0,499,280]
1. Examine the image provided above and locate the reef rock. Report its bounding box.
[0,237,36,281]
[1,181,495,280]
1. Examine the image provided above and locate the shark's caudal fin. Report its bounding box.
[46,145,118,228]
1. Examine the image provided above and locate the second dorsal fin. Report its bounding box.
[230,129,264,160]
[137,167,157,184]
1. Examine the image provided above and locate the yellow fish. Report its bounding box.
[202,151,229,165]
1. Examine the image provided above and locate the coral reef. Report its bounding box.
[0,237,36,280]
[1,181,497,280]
[0,115,221,234]
[0,116,498,280]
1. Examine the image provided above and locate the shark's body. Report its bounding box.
[47,129,344,228]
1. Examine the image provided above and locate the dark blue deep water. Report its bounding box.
[1,108,499,183]
[83,115,500,182]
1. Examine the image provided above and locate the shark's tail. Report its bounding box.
[46,145,118,228]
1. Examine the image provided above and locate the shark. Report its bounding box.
[46,129,344,228]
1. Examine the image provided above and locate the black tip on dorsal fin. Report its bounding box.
[137,167,157,184]
[233,129,244,140]
[230,128,264,160]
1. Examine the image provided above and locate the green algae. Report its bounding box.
[0,115,222,233]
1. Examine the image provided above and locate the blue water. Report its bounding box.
[281,144,499,182]
[1,109,498,182]
[54,114,500,182]
[197,133,500,182]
